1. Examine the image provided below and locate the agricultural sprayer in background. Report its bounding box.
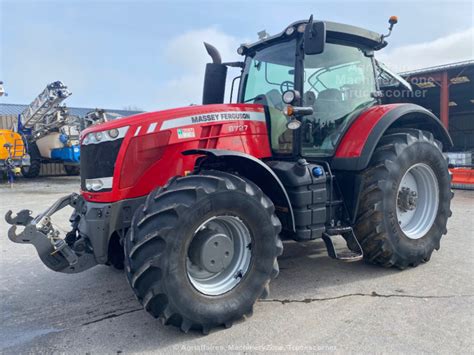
[17,82,119,177]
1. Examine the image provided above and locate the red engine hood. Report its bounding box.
[81,103,264,138]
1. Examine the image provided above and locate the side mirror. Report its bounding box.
[303,16,326,55]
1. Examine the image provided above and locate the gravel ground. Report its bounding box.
[0,176,473,354]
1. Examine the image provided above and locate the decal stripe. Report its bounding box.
[134,126,142,136]
[160,111,266,130]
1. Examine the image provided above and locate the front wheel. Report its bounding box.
[124,170,282,333]
[21,159,41,178]
[354,129,452,269]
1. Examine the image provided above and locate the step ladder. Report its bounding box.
[322,226,364,262]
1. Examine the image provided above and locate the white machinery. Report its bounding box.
[19,82,81,177]
[19,81,122,178]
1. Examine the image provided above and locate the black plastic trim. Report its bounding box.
[77,195,146,264]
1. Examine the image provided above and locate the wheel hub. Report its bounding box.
[186,215,252,296]
[396,163,439,240]
[397,187,418,212]
[189,229,234,273]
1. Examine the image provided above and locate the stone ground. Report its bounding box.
[0,176,473,354]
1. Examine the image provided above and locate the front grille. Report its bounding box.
[80,139,123,190]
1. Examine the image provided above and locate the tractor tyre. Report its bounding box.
[21,142,41,178]
[353,129,452,269]
[21,159,41,178]
[64,165,80,176]
[124,170,283,333]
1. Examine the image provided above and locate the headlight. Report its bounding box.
[297,24,306,33]
[107,128,119,139]
[82,126,129,145]
[91,180,103,191]
[282,90,293,104]
[286,118,302,130]
[282,91,294,104]
[285,26,295,36]
[85,177,113,191]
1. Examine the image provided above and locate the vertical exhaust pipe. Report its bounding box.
[204,42,222,64]
[202,42,227,105]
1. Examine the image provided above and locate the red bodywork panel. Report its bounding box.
[81,104,271,203]
[334,104,402,158]
[450,168,474,187]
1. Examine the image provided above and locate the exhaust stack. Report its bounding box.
[202,42,227,105]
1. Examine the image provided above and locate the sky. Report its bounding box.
[0,0,473,111]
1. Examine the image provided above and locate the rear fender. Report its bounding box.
[183,149,295,232]
[332,103,452,171]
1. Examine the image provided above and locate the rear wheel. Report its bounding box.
[124,170,282,333]
[354,129,452,269]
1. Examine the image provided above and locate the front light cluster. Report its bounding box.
[85,177,113,191]
[82,126,128,145]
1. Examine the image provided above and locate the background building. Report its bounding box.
[401,60,474,153]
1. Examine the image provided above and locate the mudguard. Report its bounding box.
[332,103,452,171]
[183,148,296,232]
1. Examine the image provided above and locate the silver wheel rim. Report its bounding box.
[396,163,439,239]
[186,215,252,296]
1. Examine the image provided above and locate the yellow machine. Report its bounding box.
[0,129,28,178]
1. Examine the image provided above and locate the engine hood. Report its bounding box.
[81,103,264,140]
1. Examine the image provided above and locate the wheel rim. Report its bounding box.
[396,163,439,239]
[186,215,252,296]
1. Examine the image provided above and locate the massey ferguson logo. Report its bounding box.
[190,112,251,124]
[160,111,265,130]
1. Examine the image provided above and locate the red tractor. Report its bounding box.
[6,16,452,333]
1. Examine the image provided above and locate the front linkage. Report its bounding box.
[5,193,97,273]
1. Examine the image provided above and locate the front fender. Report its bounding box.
[183,149,295,232]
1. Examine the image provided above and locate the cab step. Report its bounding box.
[322,226,363,262]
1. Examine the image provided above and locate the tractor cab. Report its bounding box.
[205,17,409,158]
[238,20,391,157]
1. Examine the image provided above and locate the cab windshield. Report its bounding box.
[240,40,296,154]
[239,39,377,156]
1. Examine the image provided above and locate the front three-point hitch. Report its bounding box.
[5,193,97,273]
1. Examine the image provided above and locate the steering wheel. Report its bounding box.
[280,80,294,94]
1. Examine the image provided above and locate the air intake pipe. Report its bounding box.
[202,42,227,105]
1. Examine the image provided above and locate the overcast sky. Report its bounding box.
[1,0,473,111]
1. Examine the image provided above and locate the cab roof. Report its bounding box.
[241,20,387,54]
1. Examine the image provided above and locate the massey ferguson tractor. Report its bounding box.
[6,16,453,333]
